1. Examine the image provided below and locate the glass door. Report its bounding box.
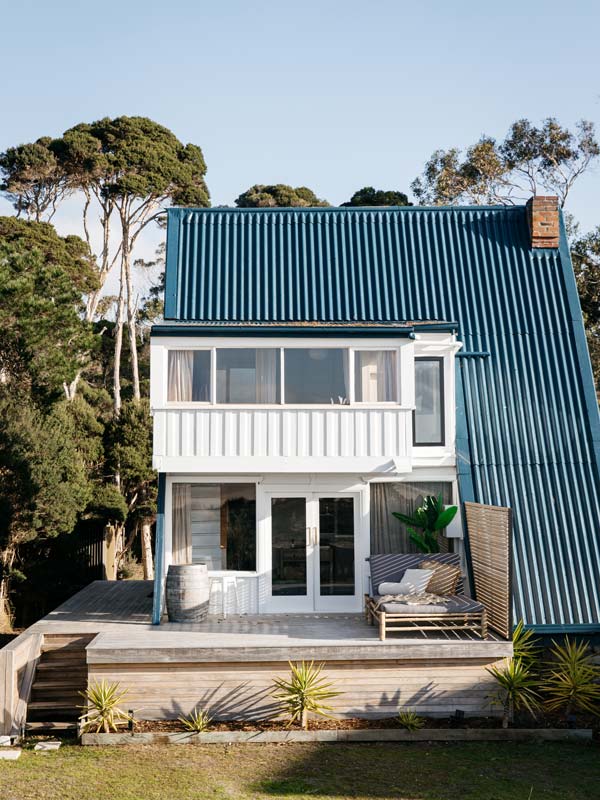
[268,494,315,612]
[266,492,361,613]
[315,495,359,612]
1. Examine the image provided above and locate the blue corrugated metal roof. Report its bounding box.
[162,205,600,630]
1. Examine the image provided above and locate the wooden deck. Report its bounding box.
[1,581,513,727]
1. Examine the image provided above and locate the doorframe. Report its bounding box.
[259,486,367,614]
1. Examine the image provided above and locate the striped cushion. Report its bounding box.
[419,559,461,595]
[369,553,465,595]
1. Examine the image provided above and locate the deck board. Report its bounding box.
[26,581,511,662]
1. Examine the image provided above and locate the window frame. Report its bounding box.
[351,347,400,405]
[413,356,445,447]
[165,344,405,408]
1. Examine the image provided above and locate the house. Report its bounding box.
[4,196,598,734]
[150,196,600,633]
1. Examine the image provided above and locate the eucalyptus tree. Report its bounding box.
[411,118,599,207]
[0,138,69,222]
[235,184,329,207]
[57,117,210,412]
[342,187,412,206]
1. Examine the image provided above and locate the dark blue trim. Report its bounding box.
[150,322,459,338]
[164,210,181,320]
[557,211,600,475]
[152,473,166,625]
[456,351,491,359]
[525,623,600,634]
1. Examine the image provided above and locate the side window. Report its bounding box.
[354,350,398,402]
[414,357,444,446]
[167,350,211,402]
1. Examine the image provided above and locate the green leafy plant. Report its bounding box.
[397,709,425,731]
[178,706,211,732]
[543,638,600,718]
[512,620,542,668]
[272,661,342,730]
[392,494,458,553]
[487,658,541,728]
[79,680,133,733]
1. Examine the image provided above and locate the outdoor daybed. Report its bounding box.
[365,553,488,641]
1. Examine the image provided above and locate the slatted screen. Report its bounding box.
[464,502,512,639]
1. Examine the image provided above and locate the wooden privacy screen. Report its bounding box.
[464,502,512,639]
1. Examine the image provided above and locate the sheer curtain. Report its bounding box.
[370,482,453,553]
[172,484,192,565]
[168,351,194,402]
[376,351,397,401]
[256,349,278,403]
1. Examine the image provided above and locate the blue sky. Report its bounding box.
[1,0,599,265]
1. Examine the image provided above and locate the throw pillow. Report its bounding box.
[419,559,461,595]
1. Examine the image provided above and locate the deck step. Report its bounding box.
[26,721,78,732]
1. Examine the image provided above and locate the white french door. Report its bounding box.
[265,492,361,613]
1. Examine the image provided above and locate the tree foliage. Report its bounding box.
[0,137,68,221]
[412,118,599,207]
[342,186,412,207]
[235,184,329,208]
[0,224,96,401]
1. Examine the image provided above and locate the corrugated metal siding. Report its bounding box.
[163,206,600,629]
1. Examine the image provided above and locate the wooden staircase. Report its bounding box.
[26,634,93,732]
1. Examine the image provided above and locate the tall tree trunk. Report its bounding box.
[113,259,126,415]
[122,221,141,403]
[141,519,154,580]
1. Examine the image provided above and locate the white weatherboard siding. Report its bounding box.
[153,407,412,473]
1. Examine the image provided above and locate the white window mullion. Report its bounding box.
[280,347,285,404]
[348,348,355,405]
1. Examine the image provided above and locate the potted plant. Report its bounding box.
[392,494,458,553]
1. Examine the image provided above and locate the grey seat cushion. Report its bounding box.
[372,594,484,615]
[382,602,450,614]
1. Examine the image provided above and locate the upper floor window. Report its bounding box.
[166,346,404,406]
[284,348,348,405]
[217,348,280,403]
[414,357,444,445]
[354,350,397,402]
[168,350,211,402]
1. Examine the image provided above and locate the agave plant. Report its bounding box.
[178,706,211,732]
[487,658,541,728]
[392,495,458,553]
[272,661,342,730]
[79,680,133,734]
[512,620,542,669]
[543,638,600,718]
[397,709,425,732]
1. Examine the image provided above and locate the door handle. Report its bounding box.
[312,527,318,546]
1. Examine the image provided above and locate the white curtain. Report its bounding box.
[172,484,192,565]
[377,351,397,401]
[168,351,194,402]
[256,349,278,403]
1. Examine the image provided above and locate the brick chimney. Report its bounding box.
[526,195,560,248]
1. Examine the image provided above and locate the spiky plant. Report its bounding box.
[392,494,458,553]
[272,661,342,730]
[487,658,541,728]
[512,620,542,669]
[79,680,132,734]
[178,706,211,732]
[397,709,425,732]
[543,638,600,718]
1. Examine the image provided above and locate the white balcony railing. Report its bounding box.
[152,406,413,473]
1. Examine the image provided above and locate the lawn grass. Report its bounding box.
[0,740,598,800]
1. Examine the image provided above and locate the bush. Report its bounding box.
[178,706,211,732]
[79,680,132,733]
[398,709,425,731]
[487,658,541,728]
[543,638,600,718]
